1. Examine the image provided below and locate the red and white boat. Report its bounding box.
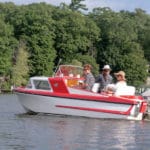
[14,65,148,120]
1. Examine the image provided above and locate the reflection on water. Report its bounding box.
[0,94,150,150]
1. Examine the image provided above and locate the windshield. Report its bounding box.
[55,65,83,78]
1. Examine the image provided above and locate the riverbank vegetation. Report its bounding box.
[0,0,149,90]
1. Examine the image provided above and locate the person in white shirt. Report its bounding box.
[105,71,127,94]
[114,71,127,88]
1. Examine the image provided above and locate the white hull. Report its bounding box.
[16,92,143,120]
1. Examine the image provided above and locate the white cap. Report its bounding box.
[103,65,111,70]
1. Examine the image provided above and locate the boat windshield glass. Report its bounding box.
[55,65,83,78]
[33,80,51,90]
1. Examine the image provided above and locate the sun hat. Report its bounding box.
[114,71,126,80]
[102,65,111,70]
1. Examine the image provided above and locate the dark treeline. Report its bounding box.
[0,1,149,90]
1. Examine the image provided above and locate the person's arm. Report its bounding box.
[88,76,95,90]
[95,74,102,83]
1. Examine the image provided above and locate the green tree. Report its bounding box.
[0,14,17,76]
[69,0,88,12]
[0,2,149,88]
[133,9,150,63]
[122,52,148,86]
[89,7,148,85]
[53,9,100,63]
[70,59,82,67]
[12,40,29,86]
[8,3,56,76]
[75,54,99,76]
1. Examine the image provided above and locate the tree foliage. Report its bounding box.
[53,9,100,63]
[8,3,56,76]
[89,7,149,85]
[69,0,88,12]
[0,2,149,89]
[12,40,29,86]
[74,54,99,76]
[0,14,17,76]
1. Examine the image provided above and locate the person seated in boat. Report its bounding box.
[104,71,127,95]
[95,65,113,93]
[80,64,95,91]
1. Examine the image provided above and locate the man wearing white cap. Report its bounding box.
[96,65,113,92]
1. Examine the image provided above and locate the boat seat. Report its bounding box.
[115,86,135,96]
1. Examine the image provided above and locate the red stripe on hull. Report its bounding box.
[56,105,133,115]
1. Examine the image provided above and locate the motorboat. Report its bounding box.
[14,65,148,120]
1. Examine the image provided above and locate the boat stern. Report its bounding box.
[128,101,148,120]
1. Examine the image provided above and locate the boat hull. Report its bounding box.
[16,92,144,120]
[14,66,148,120]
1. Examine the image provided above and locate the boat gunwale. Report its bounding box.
[14,87,142,105]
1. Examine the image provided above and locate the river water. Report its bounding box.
[0,94,150,150]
